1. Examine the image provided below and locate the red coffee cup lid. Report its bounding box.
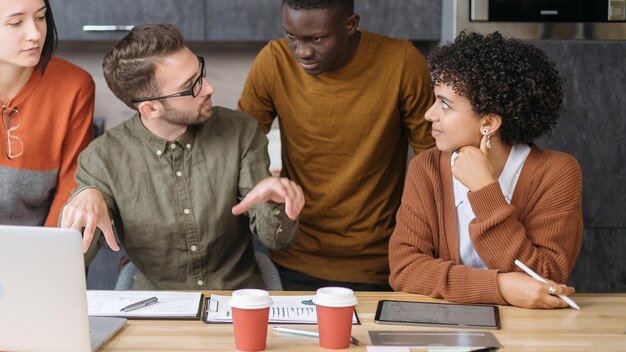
[229,289,272,309]
[312,287,358,307]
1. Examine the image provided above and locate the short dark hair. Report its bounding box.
[428,31,564,145]
[102,24,186,110]
[39,0,58,75]
[282,0,354,16]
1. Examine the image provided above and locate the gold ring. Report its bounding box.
[548,284,557,295]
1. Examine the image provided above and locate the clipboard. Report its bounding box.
[201,294,360,325]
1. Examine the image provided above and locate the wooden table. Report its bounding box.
[100,292,626,351]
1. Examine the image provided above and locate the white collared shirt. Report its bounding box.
[452,143,531,269]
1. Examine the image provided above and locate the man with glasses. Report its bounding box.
[60,24,304,290]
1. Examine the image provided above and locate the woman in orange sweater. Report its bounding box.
[388,32,583,309]
[0,0,94,226]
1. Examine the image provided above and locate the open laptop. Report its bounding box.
[0,225,126,352]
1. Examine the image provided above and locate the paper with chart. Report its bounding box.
[87,290,203,319]
[204,294,358,324]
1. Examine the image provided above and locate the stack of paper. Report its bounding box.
[87,290,203,319]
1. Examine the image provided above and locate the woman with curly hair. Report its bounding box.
[388,31,583,309]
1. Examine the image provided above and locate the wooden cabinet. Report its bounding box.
[356,0,441,41]
[53,0,204,41]
[53,0,440,42]
[204,0,282,41]
[203,0,441,41]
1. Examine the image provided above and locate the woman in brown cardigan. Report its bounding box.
[388,32,583,309]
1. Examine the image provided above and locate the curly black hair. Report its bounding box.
[283,0,353,16]
[428,31,563,145]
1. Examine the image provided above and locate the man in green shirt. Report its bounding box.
[60,24,304,290]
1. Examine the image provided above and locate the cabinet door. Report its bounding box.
[202,0,440,42]
[204,0,282,41]
[356,0,440,41]
[53,0,204,41]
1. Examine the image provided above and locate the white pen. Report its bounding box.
[514,259,580,310]
[272,326,359,346]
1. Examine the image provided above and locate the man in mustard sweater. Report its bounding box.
[238,0,435,290]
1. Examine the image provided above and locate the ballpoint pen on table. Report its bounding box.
[272,326,360,346]
[119,296,159,312]
[514,259,580,310]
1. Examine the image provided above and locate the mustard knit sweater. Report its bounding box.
[239,30,434,284]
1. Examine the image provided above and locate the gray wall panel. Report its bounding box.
[534,41,626,292]
[535,41,626,228]
[356,0,441,40]
[205,0,282,41]
[568,228,626,292]
[204,0,441,41]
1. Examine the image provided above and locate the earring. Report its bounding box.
[481,128,492,149]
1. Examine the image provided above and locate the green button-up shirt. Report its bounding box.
[68,107,297,290]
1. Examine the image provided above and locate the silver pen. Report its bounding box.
[272,326,360,346]
[119,296,159,312]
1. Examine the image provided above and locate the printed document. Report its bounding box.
[87,290,202,319]
[204,294,358,324]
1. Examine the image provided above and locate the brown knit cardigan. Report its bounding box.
[389,145,583,304]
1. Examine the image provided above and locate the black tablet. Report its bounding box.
[374,300,500,330]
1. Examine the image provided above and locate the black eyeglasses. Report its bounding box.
[130,56,205,104]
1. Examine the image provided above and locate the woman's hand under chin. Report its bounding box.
[451,134,498,191]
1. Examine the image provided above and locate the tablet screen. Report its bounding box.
[374,300,500,330]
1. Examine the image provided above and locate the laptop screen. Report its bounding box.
[0,225,107,351]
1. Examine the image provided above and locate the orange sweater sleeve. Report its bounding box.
[468,155,583,283]
[44,78,95,227]
[389,158,507,304]
[390,150,583,304]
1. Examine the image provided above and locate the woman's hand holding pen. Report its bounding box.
[496,272,575,309]
[452,134,497,192]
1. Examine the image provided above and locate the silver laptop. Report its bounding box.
[0,225,126,352]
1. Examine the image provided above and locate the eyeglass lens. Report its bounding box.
[2,106,23,159]
[2,106,19,131]
[7,134,23,159]
[192,59,205,97]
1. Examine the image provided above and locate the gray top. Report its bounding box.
[69,107,297,290]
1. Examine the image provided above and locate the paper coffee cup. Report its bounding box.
[313,287,358,349]
[230,289,272,351]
